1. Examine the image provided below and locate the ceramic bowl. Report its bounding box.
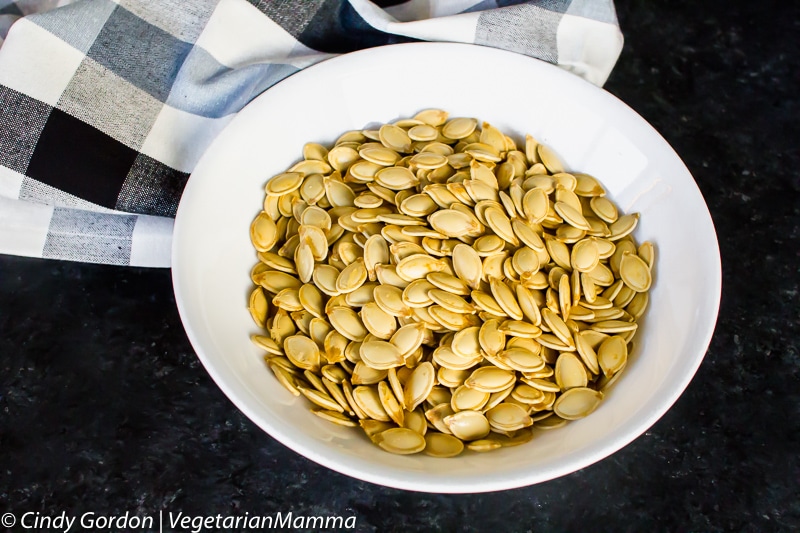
[172,43,721,493]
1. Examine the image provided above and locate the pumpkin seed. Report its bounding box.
[465,366,516,393]
[597,335,628,377]
[553,387,603,420]
[442,117,478,139]
[619,251,652,292]
[486,403,533,432]
[444,410,491,441]
[554,352,589,391]
[375,427,426,454]
[424,432,464,457]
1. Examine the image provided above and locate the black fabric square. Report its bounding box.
[299,0,417,53]
[0,85,53,174]
[25,108,139,209]
[0,3,23,16]
[247,0,417,53]
[116,153,189,217]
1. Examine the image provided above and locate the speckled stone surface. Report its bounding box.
[1,1,798,531]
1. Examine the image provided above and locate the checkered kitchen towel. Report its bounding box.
[0,0,623,267]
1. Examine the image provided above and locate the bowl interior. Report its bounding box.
[172,43,721,493]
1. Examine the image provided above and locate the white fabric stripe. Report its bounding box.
[129,212,173,267]
[0,164,24,198]
[197,0,313,69]
[0,18,84,106]
[348,0,481,44]
[140,104,234,173]
[0,195,51,257]
[556,13,623,86]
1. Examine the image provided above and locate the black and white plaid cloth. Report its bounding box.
[0,0,622,267]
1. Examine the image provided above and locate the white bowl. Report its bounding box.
[172,43,721,493]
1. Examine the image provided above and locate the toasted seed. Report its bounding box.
[373,284,411,317]
[486,403,533,432]
[619,251,652,292]
[571,237,600,273]
[483,206,519,245]
[272,287,303,313]
[499,320,542,339]
[360,302,398,340]
[451,385,491,412]
[390,323,426,360]
[467,439,503,452]
[334,258,367,294]
[591,320,638,334]
[479,318,506,356]
[402,361,435,411]
[510,383,545,404]
[379,124,412,153]
[442,117,478,139]
[429,209,481,237]
[438,367,471,388]
[449,326,480,360]
[432,345,482,371]
[590,196,618,223]
[626,291,649,320]
[359,340,404,370]
[429,305,476,331]
[399,279,434,308]
[251,334,283,356]
[469,291,504,318]
[414,109,449,126]
[428,289,474,314]
[597,335,628,377]
[498,347,544,373]
[328,307,368,342]
[250,212,279,252]
[265,172,303,196]
[574,331,601,375]
[467,236,501,258]
[453,244,483,289]
[553,387,603,420]
[444,410,491,441]
[554,201,591,231]
[541,308,572,347]
[248,287,269,328]
[395,253,446,281]
[376,381,404,426]
[638,241,656,269]
[352,385,390,421]
[374,427,426,454]
[283,335,321,372]
[609,213,640,241]
[424,432,464,457]
[465,366,516,393]
[554,352,589,391]
[489,278,524,321]
[537,144,564,173]
[402,408,428,435]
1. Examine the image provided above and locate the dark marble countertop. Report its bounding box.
[2,1,798,531]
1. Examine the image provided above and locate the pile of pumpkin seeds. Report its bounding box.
[248,109,654,457]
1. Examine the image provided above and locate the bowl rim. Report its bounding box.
[172,42,722,493]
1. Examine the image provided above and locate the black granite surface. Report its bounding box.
[2,1,799,532]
